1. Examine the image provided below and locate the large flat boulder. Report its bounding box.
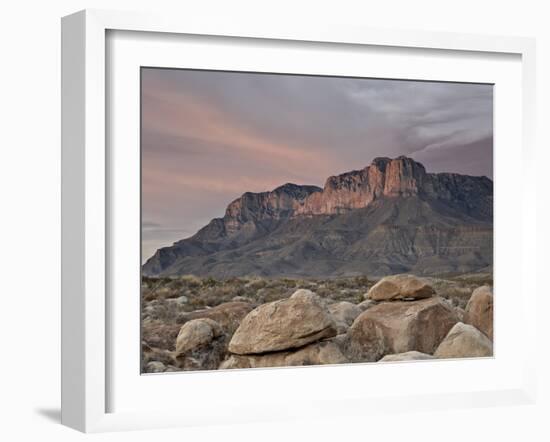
[342,296,459,362]
[228,290,337,355]
[366,274,436,301]
[434,322,493,359]
[220,341,347,369]
[464,286,493,340]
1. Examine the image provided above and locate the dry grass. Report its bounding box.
[425,273,493,309]
[141,275,373,313]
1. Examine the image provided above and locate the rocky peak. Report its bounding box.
[143,155,493,277]
[294,156,430,216]
[223,182,321,236]
[184,156,492,241]
[383,156,427,196]
[219,155,435,235]
[371,156,392,172]
[272,182,323,199]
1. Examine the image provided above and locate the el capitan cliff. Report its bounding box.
[143,156,493,278]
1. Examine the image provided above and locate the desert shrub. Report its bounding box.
[255,287,291,304]
[142,275,377,312]
[179,274,202,288]
[141,277,185,302]
[204,288,236,306]
[159,286,183,299]
[202,276,218,288]
[329,276,371,291]
[434,284,473,310]
[143,299,183,323]
[141,320,182,351]
[225,276,247,286]
[141,277,155,288]
[265,279,287,289]
[352,276,371,288]
[142,287,156,302]
[314,286,332,299]
[279,278,298,288]
[334,279,352,289]
[451,272,493,286]
[293,279,319,291]
[244,278,267,291]
[185,297,204,310]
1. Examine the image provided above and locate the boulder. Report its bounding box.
[379,351,435,362]
[145,361,166,373]
[342,296,459,362]
[464,285,493,339]
[228,291,337,354]
[366,274,435,301]
[329,301,362,334]
[175,295,188,305]
[174,318,227,370]
[434,322,493,359]
[290,288,317,300]
[291,288,329,309]
[175,318,223,356]
[220,341,348,369]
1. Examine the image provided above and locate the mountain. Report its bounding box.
[143,156,493,278]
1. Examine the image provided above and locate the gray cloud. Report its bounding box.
[142,68,493,262]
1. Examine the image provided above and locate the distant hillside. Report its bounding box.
[143,156,493,278]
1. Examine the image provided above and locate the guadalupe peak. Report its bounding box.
[142,155,493,277]
[293,156,430,215]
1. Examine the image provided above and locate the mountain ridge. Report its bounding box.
[143,156,493,278]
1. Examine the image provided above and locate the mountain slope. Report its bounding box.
[143,156,493,278]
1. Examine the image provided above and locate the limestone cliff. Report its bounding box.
[142,156,493,278]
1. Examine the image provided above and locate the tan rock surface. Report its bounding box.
[174,318,227,370]
[220,341,347,369]
[228,291,337,355]
[464,285,493,339]
[366,274,435,301]
[174,318,223,356]
[434,322,493,359]
[342,296,459,362]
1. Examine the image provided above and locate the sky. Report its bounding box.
[141,68,493,262]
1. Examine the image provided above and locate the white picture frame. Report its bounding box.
[61,9,537,433]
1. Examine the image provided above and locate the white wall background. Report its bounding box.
[0,1,547,441]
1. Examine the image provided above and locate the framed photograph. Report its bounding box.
[61,9,537,432]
